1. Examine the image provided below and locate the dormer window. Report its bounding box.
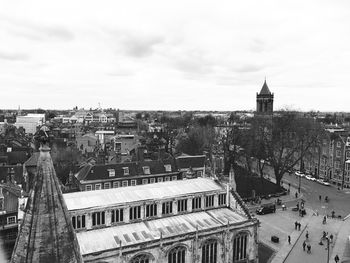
[108,169,115,177]
[164,164,172,172]
[123,167,129,176]
[143,166,150,175]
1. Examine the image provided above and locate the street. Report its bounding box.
[254,163,350,263]
[258,162,350,218]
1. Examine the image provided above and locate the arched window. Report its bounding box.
[168,246,186,263]
[233,232,248,262]
[201,239,218,263]
[130,254,151,263]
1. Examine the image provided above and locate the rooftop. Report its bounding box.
[76,207,246,255]
[64,178,223,211]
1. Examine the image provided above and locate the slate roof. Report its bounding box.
[259,80,272,95]
[76,208,246,255]
[64,178,224,211]
[175,155,206,170]
[75,159,177,182]
[11,145,83,263]
[24,152,40,167]
[7,151,28,165]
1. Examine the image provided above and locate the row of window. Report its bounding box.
[85,175,178,191]
[129,234,248,263]
[71,193,227,229]
[106,165,173,178]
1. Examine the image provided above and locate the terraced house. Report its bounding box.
[63,178,259,262]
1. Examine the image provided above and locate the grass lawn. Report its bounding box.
[220,166,285,199]
[258,242,275,263]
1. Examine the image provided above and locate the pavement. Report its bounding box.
[251,185,350,263]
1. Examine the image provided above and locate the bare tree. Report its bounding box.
[259,112,323,186]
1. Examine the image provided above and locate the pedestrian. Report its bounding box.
[295,221,298,230]
[306,231,309,241]
[319,195,321,201]
[288,235,291,244]
[298,222,301,231]
[335,254,340,263]
[302,240,306,251]
[323,216,327,224]
[307,244,311,254]
[330,234,334,243]
[295,192,298,199]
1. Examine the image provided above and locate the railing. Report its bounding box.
[231,190,252,219]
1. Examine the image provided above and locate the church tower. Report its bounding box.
[256,79,274,115]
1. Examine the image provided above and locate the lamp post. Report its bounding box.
[326,236,330,263]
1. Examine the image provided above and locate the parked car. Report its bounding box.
[305,175,316,181]
[256,204,276,215]
[295,171,305,177]
[316,179,330,186]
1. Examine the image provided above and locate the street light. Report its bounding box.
[325,236,330,263]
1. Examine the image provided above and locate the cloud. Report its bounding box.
[1,16,74,41]
[249,38,266,53]
[234,64,264,73]
[0,51,29,61]
[119,33,164,58]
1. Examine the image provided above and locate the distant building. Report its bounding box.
[15,114,45,134]
[63,178,259,262]
[303,129,350,188]
[76,133,98,154]
[0,182,25,246]
[175,154,206,178]
[71,159,179,191]
[112,134,139,162]
[256,79,274,115]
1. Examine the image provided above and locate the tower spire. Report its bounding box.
[11,143,83,263]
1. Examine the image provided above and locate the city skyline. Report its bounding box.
[1,0,350,111]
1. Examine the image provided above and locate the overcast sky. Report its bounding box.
[1,0,350,111]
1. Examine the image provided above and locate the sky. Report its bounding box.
[1,0,350,112]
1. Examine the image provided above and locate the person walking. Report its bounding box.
[302,240,306,251]
[319,195,321,201]
[295,221,298,230]
[335,254,340,263]
[307,244,311,254]
[298,222,301,231]
[288,235,291,244]
[306,231,309,241]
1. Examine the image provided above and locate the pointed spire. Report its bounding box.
[259,78,271,95]
[229,165,237,192]
[11,144,83,263]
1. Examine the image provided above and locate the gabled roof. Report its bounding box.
[75,159,177,181]
[175,155,206,170]
[259,80,271,95]
[11,145,83,262]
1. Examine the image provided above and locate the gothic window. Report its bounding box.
[233,232,248,262]
[201,239,218,263]
[130,254,151,263]
[168,246,186,263]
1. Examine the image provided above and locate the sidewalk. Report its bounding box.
[284,215,345,263]
[258,210,312,263]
